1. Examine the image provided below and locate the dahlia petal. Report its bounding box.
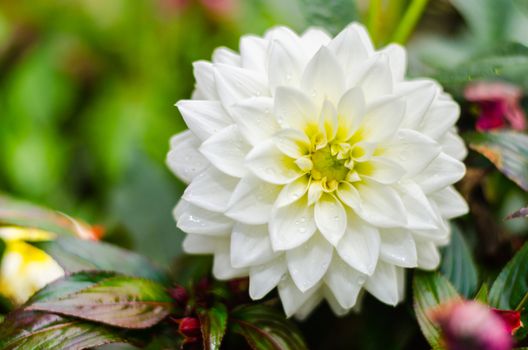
[274,86,318,130]
[319,99,338,141]
[411,220,450,245]
[273,128,311,158]
[396,267,406,303]
[363,157,406,184]
[415,240,441,270]
[355,181,407,227]
[324,287,350,316]
[177,204,233,236]
[173,199,191,221]
[269,196,316,251]
[176,100,232,141]
[364,261,399,306]
[287,233,333,292]
[415,153,466,194]
[420,94,460,139]
[294,290,324,320]
[249,257,287,300]
[200,125,250,178]
[167,131,208,183]
[327,23,373,75]
[230,97,279,145]
[397,80,438,129]
[337,215,380,275]
[246,140,304,184]
[231,223,279,268]
[212,46,241,66]
[381,129,441,177]
[225,174,280,224]
[397,181,442,230]
[182,234,223,254]
[300,28,331,58]
[380,43,406,82]
[314,194,347,246]
[324,257,364,308]
[239,35,268,72]
[439,130,468,161]
[265,26,303,48]
[183,167,238,212]
[214,63,268,108]
[379,228,418,268]
[430,187,469,219]
[336,87,366,140]
[193,61,218,100]
[301,46,345,106]
[278,277,321,318]
[275,175,310,208]
[336,182,361,210]
[361,97,405,142]
[358,54,393,103]
[267,37,303,90]
[213,242,249,280]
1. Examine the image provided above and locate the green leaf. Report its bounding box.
[489,243,528,309]
[474,283,489,303]
[0,311,131,350]
[299,0,358,35]
[24,271,173,329]
[31,236,169,284]
[506,207,528,220]
[435,43,528,95]
[440,224,478,297]
[465,131,528,192]
[231,305,308,350]
[514,0,528,16]
[413,271,461,350]
[198,303,228,350]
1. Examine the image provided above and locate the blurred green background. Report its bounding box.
[0,0,305,265]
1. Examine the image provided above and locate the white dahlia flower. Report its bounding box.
[167,23,468,318]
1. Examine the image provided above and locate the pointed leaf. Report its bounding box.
[413,271,461,349]
[198,303,228,350]
[231,305,308,350]
[31,236,169,284]
[474,283,489,303]
[24,272,173,329]
[440,224,478,297]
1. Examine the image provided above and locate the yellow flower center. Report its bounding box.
[311,146,348,182]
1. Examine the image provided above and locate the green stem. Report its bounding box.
[367,0,382,46]
[391,0,430,45]
[515,291,528,311]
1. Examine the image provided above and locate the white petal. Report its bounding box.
[319,99,338,141]
[212,46,241,66]
[415,240,441,270]
[355,181,407,227]
[246,140,303,185]
[397,181,442,230]
[361,157,406,184]
[214,63,268,107]
[430,186,469,219]
[193,61,218,100]
[183,167,238,212]
[226,174,281,224]
[301,28,331,57]
[269,196,316,251]
[380,43,406,82]
[278,277,321,318]
[249,257,287,300]
[267,39,303,90]
[230,97,279,146]
[173,199,191,221]
[414,153,466,194]
[379,228,418,267]
[439,130,468,161]
[273,128,311,159]
[177,204,233,236]
[358,54,393,103]
[176,100,232,141]
[314,194,347,246]
[324,256,364,309]
[337,182,361,210]
[167,131,208,184]
[324,287,350,316]
[239,35,268,72]
[327,23,373,75]
[411,220,450,245]
[294,290,324,320]
[337,214,380,275]
[200,125,250,178]
[397,80,438,129]
[396,267,406,303]
[275,176,310,208]
[381,129,441,178]
[420,94,460,139]
[287,233,333,292]
[274,86,318,131]
[361,97,405,143]
[336,87,366,140]
[231,223,279,268]
[213,242,249,280]
[364,261,399,306]
[301,46,345,106]
[182,234,223,254]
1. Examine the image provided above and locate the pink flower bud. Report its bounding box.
[179,317,201,337]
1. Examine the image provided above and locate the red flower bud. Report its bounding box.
[169,285,189,307]
[179,317,201,337]
[492,309,523,335]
